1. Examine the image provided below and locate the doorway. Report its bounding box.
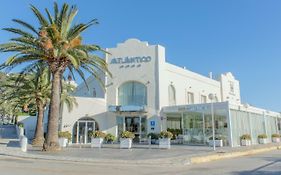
[73,118,98,144]
[117,116,147,142]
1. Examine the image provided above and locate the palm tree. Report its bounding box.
[0,2,110,151]
[1,68,50,145]
[1,67,78,146]
[0,73,31,124]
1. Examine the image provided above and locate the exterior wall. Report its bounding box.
[106,39,158,114]
[18,114,48,140]
[159,63,222,108]
[219,72,241,104]
[60,97,115,136]
[74,75,105,98]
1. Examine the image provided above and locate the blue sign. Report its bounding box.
[150,121,156,126]
[110,56,152,64]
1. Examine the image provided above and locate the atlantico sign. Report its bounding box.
[110,56,152,64]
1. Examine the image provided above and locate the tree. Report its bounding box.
[1,67,77,146]
[0,2,110,151]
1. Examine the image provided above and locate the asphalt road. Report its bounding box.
[0,150,280,175]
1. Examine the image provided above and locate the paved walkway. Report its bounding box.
[1,138,281,166]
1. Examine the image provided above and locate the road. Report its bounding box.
[0,150,280,175]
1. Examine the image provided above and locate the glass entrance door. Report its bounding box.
[75,120,96,144]
[116,116,147,142]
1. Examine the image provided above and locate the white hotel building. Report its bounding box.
[56,38,281,147]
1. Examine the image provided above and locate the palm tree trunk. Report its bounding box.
[43,70,61,151]
[32,101,45,146]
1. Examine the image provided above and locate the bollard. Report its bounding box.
[20,136,27,152]
[19,127,24,136]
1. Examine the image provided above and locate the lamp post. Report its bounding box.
[208,93,216,151]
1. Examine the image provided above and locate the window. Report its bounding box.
[168,85,176,106]
[201,95,207,103]
[118,81,147,106]
[187,92,194,104]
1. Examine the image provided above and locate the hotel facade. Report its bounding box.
[54,38,281,147]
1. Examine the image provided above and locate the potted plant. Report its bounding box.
[258,134,267,144]
[58,131,71,148]
[147,133,160,144]
[89,131,106,148]
[159,131,173,149]
[105,133,116,144]
[272,134,280,143]
[208,136,224,147]
[240,134,251,146]
[120,131,135,149]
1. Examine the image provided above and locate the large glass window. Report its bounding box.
[118,81,147,106]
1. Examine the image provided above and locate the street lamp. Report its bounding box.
[208,93,216,151]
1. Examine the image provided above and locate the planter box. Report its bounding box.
[272,137,280,143]
[91,138,103,148]
[120,138,132,149]
[241,139,251,146]
[258,138,267,144]
[58,137,68,148]
[209,140,223,147]
[159,138,171,149]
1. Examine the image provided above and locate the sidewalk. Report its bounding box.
[0,139,280,166]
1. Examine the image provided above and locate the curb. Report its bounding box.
[190,145,281,164]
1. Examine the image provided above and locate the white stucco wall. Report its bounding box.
[60,97,115,135]
[158,63,222,108]
[106,39,159,115]
[74,75,105,98]
[219,72,241,105]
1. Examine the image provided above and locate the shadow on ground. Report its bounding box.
[6,141,20,147]
[233,159,281,175]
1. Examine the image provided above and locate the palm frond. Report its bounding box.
[12,19,39,35]
[30,4,49,27]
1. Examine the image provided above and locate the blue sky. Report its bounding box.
[0,0,280,111]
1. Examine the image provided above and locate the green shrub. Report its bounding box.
[89,131,106,138]
[17,123,24,128]
[105,133,116,142]
[147,133,160,140]
[58,131,72,141]
[240,134,251,140]
[121,131,135,139]
[159,131,173,139]
[258,134,267,139]
[272,134,280,138]
[167,128,182,139]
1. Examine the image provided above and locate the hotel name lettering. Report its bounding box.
[110,56,152,64]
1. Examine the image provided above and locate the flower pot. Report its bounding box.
[258,138,267,144]
[241,139,251,146]
[209,140,223,147]
[59,137,68,148]
[91,137,103,148]
[159,138,171,149]
[120,138,132,149]
[272,137,280,143]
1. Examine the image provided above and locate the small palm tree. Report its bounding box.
[0,2,110,151]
